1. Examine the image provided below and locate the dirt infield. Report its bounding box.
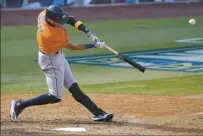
[1,94,203,135]
[1,2,203,26]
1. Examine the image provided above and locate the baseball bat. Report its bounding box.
[104,45,146,73]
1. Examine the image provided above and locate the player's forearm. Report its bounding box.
[67,17,89,33]
[64,43,85,50]
[66,16,100,43]
[64,42,95,50]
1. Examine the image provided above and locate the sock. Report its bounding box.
[19,93,61,109]
[69,83,106,116]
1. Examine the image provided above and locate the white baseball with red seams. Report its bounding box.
[189,19,196,25]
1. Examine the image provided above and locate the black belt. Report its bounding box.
[40,50,59,55]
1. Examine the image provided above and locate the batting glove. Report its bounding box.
[87,31,100,42]
[95,41,106,48]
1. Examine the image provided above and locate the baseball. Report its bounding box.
[189,19,196,25]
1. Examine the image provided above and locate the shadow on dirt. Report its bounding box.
[3,119,203,134]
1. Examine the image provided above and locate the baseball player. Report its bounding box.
[10,5,114,122]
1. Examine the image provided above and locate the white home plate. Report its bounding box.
[53,127,87,132]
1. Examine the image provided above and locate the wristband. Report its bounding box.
[85,43,95,49]
[75,21,83,30]
[78,24,90,33]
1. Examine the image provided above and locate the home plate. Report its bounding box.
[52,127,87,132]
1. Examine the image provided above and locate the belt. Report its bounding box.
[40,50,59,55]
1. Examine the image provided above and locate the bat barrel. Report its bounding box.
[119,54,146,73]
[103,45,146,73]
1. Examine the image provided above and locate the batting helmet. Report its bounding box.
[45,5,69,25]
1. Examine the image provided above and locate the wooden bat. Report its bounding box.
[104,45,146,73]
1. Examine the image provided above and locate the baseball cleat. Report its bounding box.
[10,100,23,121]
[92,113,114,122]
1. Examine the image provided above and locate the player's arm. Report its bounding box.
[66,15,89,33]
[66,13,100,42]
[64,40,105,50]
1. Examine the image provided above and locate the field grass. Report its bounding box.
[82,75,203,96]
[2,74,203,96]
[1,16,203,95]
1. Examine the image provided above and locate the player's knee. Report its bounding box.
[69,83,84,102]
[48,94,62,104]
[69,83,81,94]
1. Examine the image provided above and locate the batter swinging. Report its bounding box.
[10,5,114,122]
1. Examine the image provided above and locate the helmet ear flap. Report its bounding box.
[45,9,51,19]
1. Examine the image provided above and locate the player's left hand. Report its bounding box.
[87,31,100,42]
[95,41,106,48]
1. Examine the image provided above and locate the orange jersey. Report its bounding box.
[37,10,69,54]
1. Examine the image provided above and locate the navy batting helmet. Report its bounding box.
[45,5,69,25]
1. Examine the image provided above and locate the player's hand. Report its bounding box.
[87,31,100,42]
[95,41,106,48]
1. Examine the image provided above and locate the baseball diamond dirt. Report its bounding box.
[1,2,203,136]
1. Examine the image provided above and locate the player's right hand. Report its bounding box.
[95,41,106,48]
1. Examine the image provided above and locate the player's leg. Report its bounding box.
[64,60,114,121]
[63,60,102,115]
[10,53,64,121]
[10,93,61,121]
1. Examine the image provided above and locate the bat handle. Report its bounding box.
[104,45,119,56]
